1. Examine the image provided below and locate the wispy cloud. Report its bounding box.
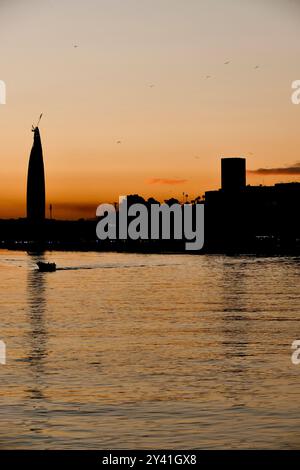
[248,162,300,175]
[146,178,188,185]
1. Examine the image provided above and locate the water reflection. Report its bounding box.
[26,253,48,400]
[220,258,249,349]
[219,258,252,405]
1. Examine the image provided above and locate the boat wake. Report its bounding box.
[55,263,176,271]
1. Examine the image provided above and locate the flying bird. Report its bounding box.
[116,140,122,144]
[224,61,230,65]
[254,65,259,69]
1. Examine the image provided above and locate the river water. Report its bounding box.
[0,250,300,449]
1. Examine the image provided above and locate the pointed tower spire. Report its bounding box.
[26,123,46,221]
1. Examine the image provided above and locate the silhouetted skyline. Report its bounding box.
[1,155,300,255]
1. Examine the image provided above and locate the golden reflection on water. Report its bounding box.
[0,251,300,449]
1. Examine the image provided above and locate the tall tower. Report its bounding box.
[221,157,246,191]
[26,125,45,221]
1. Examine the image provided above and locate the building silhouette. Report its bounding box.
[221,157,246,191]
[26,126,45,221]
[205,157,300,253]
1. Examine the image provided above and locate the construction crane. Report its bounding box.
[32,113,43,131]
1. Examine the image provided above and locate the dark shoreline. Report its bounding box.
[1,218,300,256]
[1,242,300,257]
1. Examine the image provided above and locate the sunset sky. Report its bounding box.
[1,0,300,219]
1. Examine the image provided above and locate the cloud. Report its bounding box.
[248,162,300,175]
[146,178,188,185]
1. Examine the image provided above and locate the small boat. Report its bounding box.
[37,262,56,272]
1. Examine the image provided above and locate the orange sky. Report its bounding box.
[1,0,300,219]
